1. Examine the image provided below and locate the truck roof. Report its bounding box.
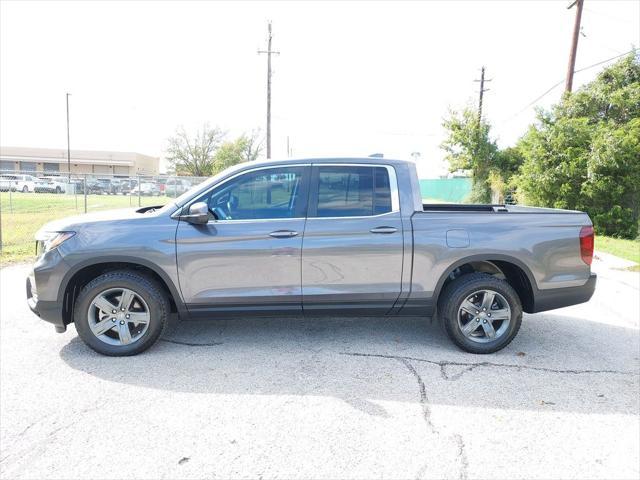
[247,157,414,168]
[171,156,418,209]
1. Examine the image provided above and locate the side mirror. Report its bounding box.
[180,202,209,224]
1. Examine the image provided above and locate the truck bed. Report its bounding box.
[422,204,506,212]
[421,204,582,214]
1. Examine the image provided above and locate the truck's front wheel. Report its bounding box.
[73,271,169,356]
[438,273,522,354]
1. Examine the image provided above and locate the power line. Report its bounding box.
[583,6,637,25]
[581,27,626,55]
[502,49,636,123]
[574,49,636,74]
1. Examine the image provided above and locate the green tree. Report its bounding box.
[166,124,225,176]
[583,118,640,238]
[166,127,263,177]
[212,132,264,174]
[516,115,593,210]
[238,129,264,163]
[441,108,502,202]
[515,52,640,238]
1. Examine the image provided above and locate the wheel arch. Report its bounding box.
[59,256,186,325]
[434,254,537,313]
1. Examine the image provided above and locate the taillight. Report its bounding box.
[579,225,594,265]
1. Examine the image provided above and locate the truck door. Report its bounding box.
[302,164,404,314]
[175,165,310,316]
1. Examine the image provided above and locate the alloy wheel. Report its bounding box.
[457,289,511,343]
[87,288,150,346]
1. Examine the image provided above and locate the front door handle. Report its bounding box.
[269,230,299,238]
[370,226,397,234]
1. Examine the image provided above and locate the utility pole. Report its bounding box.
[66,93,71,181]
[258,22,279,159]
[473,67,491,172]
[474,66,491,123]
[565,0,584,93]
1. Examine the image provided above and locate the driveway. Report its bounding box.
[1,257,638,479]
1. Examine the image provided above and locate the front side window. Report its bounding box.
[315,166,393,217]
[200,166,307,220]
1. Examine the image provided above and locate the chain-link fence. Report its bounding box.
[0,170,207,262]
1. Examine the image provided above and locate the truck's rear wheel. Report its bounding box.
[73,270,169,356]
[438,273,522,354]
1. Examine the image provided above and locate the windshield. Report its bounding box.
[156,162,253,215]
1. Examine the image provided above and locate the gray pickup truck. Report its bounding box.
[27,158,597,356]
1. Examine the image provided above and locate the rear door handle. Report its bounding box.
[370,226,397,234]
[269,230,299,238]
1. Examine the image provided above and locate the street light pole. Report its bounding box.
[66,93,71,181]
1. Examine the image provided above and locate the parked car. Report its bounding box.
[68,179,86,194]
[0,175,12,192]
[34,178,58,193]
[35,176,67,194]
[130,182,160,196]
[0,174,36,192]
[158,178,191,197]
[118,179,139,195]
[27,157,596,356]
[82,180,107,195]
[90,178,120,195]
[156,178,168,194]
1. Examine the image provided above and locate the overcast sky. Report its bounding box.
[1,0,638,176]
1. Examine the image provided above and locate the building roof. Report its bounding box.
[0,146,158,166]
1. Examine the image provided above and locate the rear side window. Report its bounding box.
[374,167,392,214]
[315,166,393,217]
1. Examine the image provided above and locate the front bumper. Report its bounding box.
[531,273,597,313]
[27,279,66,332]
[26,249,71,332]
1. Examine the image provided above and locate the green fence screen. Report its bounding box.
[419,178,472,203]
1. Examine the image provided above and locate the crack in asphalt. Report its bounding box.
[345,349,636,479]
[340,351,636,380]
[396,357,468,480]
[397,358,434,430]
[0,404,101,470]
[397,357,436,480]
[453,433,469,480]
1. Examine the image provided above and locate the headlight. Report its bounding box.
[35,231,76,254]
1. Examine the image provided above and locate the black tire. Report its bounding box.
[73,270,169,356]
[22,185,28,193]
[55,186,62,194]
[438,273,522,354]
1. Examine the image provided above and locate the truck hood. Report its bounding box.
[37,207,160,234]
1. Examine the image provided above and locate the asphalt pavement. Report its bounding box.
[1,256,638,479]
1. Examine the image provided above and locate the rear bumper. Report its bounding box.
[531,273,597,313]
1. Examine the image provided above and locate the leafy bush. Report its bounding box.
[515,53,640,239]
